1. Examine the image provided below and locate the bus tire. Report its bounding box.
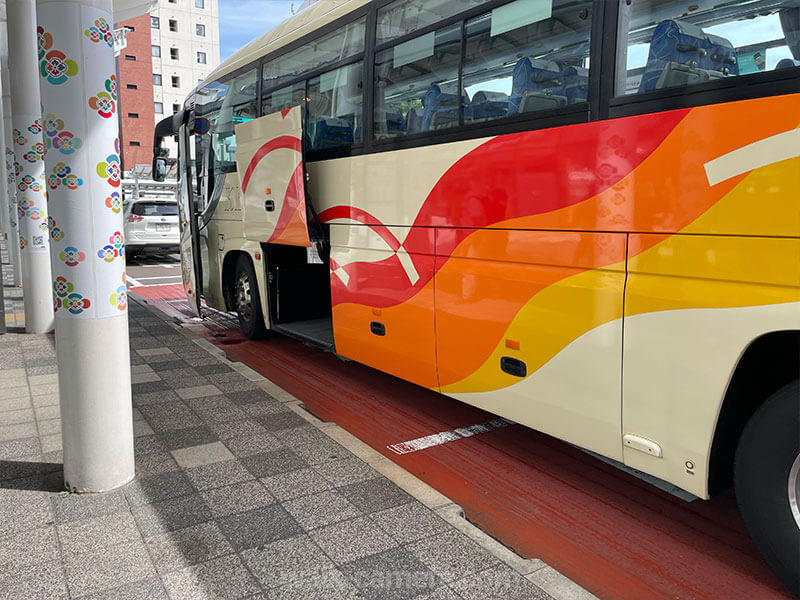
[234,255,268,340]
[734,379,800,596]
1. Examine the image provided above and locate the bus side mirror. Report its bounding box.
[153,156,167,182]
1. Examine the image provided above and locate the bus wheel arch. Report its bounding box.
[708,330,800,496]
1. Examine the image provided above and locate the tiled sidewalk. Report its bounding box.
[0,295,592,600]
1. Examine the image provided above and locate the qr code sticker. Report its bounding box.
[33,235,44,247]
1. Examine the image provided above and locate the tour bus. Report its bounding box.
[152,0,800,593]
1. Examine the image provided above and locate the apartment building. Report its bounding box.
[117,0,220,171]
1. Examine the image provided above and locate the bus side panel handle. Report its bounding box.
[501,356,527,378]
[264,200,275,212]
[370,321,386,336]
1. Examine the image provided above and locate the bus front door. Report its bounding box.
[234,105,312,247]
[177,115,202,316]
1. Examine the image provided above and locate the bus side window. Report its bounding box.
[618,1,800,96]
[373,24,461,139]
[211,68,258,176]
[463,1,593,122]
[307,62,363,151]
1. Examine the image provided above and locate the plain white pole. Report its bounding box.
[37,0,134,491]
[1,11,25,287]
[7,0,54,333]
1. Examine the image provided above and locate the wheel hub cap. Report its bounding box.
[789,453,800,529]
[236,273,252,321]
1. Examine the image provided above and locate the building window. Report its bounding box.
[127,26,136,32]
[197,51,206,64]
[196,23,206,36]
[124,54,136,61]
[170,47,179,60]
[173,103,181,113]
[153,73,162,86]
[169,19,178,32]
[155,102,164,114]
[152,45,161,58]
[126,84,138,89]
[128,113,139,118]
[151,16,159,28]
[171,75,180,88]
[195,0,205,7]
[169,0,176,3]
[130,141,141,147]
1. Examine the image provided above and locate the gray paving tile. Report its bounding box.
[77,577,169,600]
[280,431,347,466]
[139,402,202,432]
[217,504,303,551]
[30,382,59,396]
[253,411,309,433]
[134,420,155,437]
[310,516,397,564]
[240,449,307,478]
[58,512,141,555]
[0,407,34,425]
[132,389,181,407]
[283,489,361,531]
[158,426,219,451]
[224,433,284,458]
[0,436,41,460]
[124,470,196,506]
[132,380,171,394]
[225,389,277,406]
[341,547,440,600]
[407,530,501,583]
[0,458,55,481]
[0,525,59,570]
[150,361,192,373]
[242,401,291,417]
[338,477,414,514]
[132,493,212,537]
[184,355,224,367]
[38,418,61,435]
[63,538,157,597]
[0,560,69,599]
[263,569,362,600]
[26,364,59,376]
[162,554,260,600]
[260,468,332,502]
[144,521,234,575]
[0,487,53,535]
[131,371,162,384]
[201,480,275,517]
[51,488,128,523]
[0,386,30,401]
[0,421,37,442]
[32,393,59,407]
[370,502,452,544]
[134,435,167,456]
[135,451,181,477]
[416,588,466,600]
[450,565,553,600]
[186,395,247,420]
[186,459,254,491]
[172,442,235,469]
[195,363,234,375]
[314,457,379,487]
[206,419,267,440]
[34,404,60,420]
[176,384,223,400]
[241,534,335,589]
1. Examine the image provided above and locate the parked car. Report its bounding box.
[123,199,180,256]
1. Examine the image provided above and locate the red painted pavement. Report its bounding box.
[130,289,793,600]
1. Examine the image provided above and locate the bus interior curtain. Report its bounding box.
[780,8,800,60]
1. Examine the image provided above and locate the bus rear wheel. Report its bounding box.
[734,379,800,596]
[234,255,267,340]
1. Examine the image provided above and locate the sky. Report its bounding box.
[218,0,296,61]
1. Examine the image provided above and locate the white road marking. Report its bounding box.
[387,418,514,455]
[128,281,184,289]
[136,275,183,281]
[126,275,144,287]
[705,127,800,186]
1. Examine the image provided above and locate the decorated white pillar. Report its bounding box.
[7,0,54,333]
[0,5,23,286]
[38,0,134,492]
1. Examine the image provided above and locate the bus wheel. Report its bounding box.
[734,379,800,596]
[234,255,267,340]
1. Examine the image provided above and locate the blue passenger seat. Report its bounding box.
[776,58,800,69]
[406,108,422,133]
[508,57,566,115]
[310,118,354,150]
[560,66,589,104]
[422,84,469,130]
[471,91,509,121]
[385,110,406,134]
[703,33,739,76]
[639,19,727,92]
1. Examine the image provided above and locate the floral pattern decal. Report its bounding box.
[59,246,86,267]
[53,276,91,314]
[17,197,42,221]
[28,120,43,135]
[18,175,42,193]
[19,234,27,250]
[110,285,127,311]
[48,162,83,190]
[40,49,79,85]
[43,114,83,155]
[84,18,113,47]
[13,129,28,146]
[97,231,124,262]
[96,154,121,187]
[105,191,122,213]
[88,77,117,118]
[37,26,53,60]
[23,142,47,163]
[47,216,64,242]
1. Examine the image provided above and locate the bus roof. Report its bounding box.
[205,0,370,84]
